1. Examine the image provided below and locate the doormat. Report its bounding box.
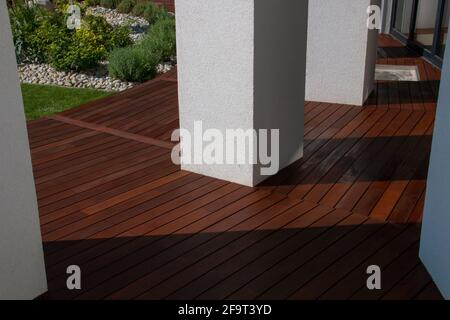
[375,64,420,81]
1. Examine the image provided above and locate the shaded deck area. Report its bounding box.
[31,35,442,299]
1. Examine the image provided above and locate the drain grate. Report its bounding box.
[375,64,420,82]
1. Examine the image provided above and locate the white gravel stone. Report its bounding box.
[18,63,136,92]
[86,6,149,43]
[18,62,173,92]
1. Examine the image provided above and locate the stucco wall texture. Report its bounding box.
[306,0,380,106]
[176,0,307,186]
[0,1,48,299]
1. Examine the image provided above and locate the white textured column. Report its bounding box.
[175,0,307,186]
[0,2,47,299]
[420,31,450,299]
[306,0,380,106]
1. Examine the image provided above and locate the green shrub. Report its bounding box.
[116,0,135,13]
[82,15,131,49]
[108,46,158,82]
[99,0,120,9]
[131,2,146,16]
[110,25,133,48]
[108,13,175,82]
[52,0,70,10]
[142,2,158,23]
[8,1,132,70]
[48,15,131,71]
[47,27,103,71]
[142,3,173,24]
[84,0,100,6]
[8,1,46,62]
[30,15,72,64]
[142,16,176,61]
[154,4,173,21]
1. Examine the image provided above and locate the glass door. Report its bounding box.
[391,0,450,67]
[393,0,415,38]
[414,0,440,52]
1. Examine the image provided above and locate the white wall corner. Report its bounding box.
[0,2,48,300]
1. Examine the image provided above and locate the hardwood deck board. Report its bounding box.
[44,189,272,281]
[44,183,245,292]
[53,194,287,299]
[382,263,432,300]
[335,110,425,213]
[135,199,321,300]
[350,111,427,216]
[37,152,173,213]
[319,224,421,300]
[274,107,392,196]
[86,85,177,127]
[43,176,222,242]
[289,223,406,299]
[228,213,370,299]
[350,243,421,299]
[319,109,404,208]
[31,34,442,300]
[303,111,411,204]
[32,135,130,175]
[36,145,169,200]
[40,168,197,236]
[258,218,385,300]
[415,282,444,300]
[182,207,353,300]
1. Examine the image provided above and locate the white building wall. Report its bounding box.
[0,1,47,299]
[420,30,450,300]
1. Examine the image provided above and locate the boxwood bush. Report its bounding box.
[108,15,175,82]
[131,2,146,16]
[108,45,159,82]
[142,2,158,23]
[99,0,121,9]
[116,0,136,13]
[141,16,176,61]
[84,0,101,6]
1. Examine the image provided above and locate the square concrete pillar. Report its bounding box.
[175,0,307,186]
[0,2,47,299]
[306,0,380,106]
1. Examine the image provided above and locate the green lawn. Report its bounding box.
[21,84,111,121]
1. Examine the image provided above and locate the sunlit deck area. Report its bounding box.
[31,35,442,300]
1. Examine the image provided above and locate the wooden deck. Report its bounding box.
[31,35,442,300]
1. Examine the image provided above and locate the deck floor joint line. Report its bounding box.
[49,115,175,150]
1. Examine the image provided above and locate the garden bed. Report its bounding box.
[10,0,176,92]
